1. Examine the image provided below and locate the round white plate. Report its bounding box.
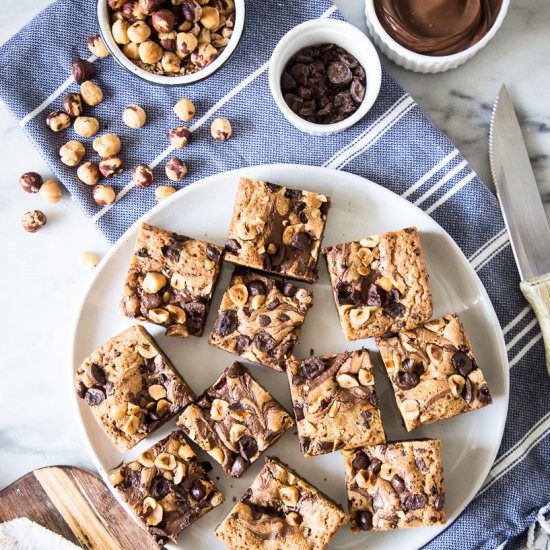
[71,164,509,549]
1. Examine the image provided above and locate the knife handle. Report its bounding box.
[520,273,550,376]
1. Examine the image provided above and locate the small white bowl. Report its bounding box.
[269,19,382,136]
[97,0,245,86]
[365,0,510,73]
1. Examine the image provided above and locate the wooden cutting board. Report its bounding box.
[0,466,158,550]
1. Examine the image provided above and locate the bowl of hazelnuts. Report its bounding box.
[98,0,244,85]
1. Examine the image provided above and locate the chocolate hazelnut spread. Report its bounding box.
[374,0,502,56]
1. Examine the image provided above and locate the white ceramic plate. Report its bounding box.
[71,164,509,549]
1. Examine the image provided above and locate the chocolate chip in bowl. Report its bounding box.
[269,19,381,136]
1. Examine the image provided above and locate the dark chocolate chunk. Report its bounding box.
[383,302,406,318]
[247,279,267,296]
[252,331,276,352]
[226,362,245,377]
[350,78,365,103]
[183,301,206,335]
[258,314,271,327]
[162,244,182,262]
[370,457,382,474]
[88,364,106,386]
[280,282,297,297]
[366,283,386,307]
[478,384,492,404]
[84,387,105,406]
[213,310,237,336]
[239,436,258,459]
[391,474,406,494]
[288,63,310,85]
[230,456,248,477]
[294,404,305,421]
[281,72,296,92]
[301,357,325,379]
[463,377,473,404]
[351,451,370,471]
[265,182,282,193]
[403,493,427,511]
[190,480,207,501]
[266,298,280,310]
[434,492,445,511]
[205,245,221,262]
[76,382,87,399]
[356,510,373,531]
[278,313,290,322]
[451,351,473,376]
[225,239,241,254]
[284,188,302,200]
[150,476,171,499]
[327,61,352,85]
[291,232,312,251]
[395,370,420,390]
[415,457,427,472]
[142,292,162,309]
[235,335,251,354]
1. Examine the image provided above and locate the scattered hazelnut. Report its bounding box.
[139,0,163,15]
[168,126,191,148]
[112,19,131,44]
[93,184,116,205]
[60,140,85,166]
[155,185,176,201]
[99,156,125,178]
[158,31,177,51]
[165,157,188,181]
[46,110,72,132]
[79,251,99,270]
[123,104,147,128]
[19,172,43,193]
[139,40,163,64]
[132,164,153,188]
[74,116,100,137]
[152,9,177,33]
[77,162,101,185]
[72,59,95,84]
[211,117,232,141]
[62,93,83,118]
[191,43,217,68]
[181,0,203,23]
[122,42,140,60]
[176,32,198,58]
[127,21,151,43]
[161,52,181,73]
[21,210,47,233]
[80,80,104,107]
[93,133,121,157]
[39,179,63,203]
[87,34,110,58]
[200,6,220,29]
[174,98,195,122]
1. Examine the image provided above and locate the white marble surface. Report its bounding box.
[0,0,549,491]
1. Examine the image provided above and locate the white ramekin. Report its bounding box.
[269,19,382,136]
[365,0,510,74]
[97,0,245,86]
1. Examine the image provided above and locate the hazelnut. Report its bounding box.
[108,0,126,8]
[279,486,300,507]
[62,93,83,118]
[161,52,181,73]
[196,27,211,46]
[93,185,116,205]
[165,157,188,181]
[74,116,100,137]
[39,179,63,203]
[112,19,131,44]
[127,20,151,43]
[349,307,370,328]
[72,59,95,84]
[99,156,125,178]
[215,0,235,16]
[139,0,163,15]
[210,117,232,141]
[155,185,176,201]
[221,27,233,39]
[191,43,217,68]
[21,210,47,233]
[152,9,177,33]
[174,98,195,122]
[123,104,147,128]
[176,32,198,57]
[210,398,229,421]
[122,0,147,22]
[122,42,140,60]
[60,140,86,166]
[132,164,154,188]
[87,34,110,58]
[77,162,101,185]
[78,251,99,270]
[111,10,125,22]
[158,31,177,51]
[200,6,220,29]
[212,34,229,49]
[46,110,71,132]
[80,81,104,107]
[19,172,43,193]
[228,284,248,306]
[139,40,163,64]
[181,0,202,23]
[168,126,191,148]
[93,133,121,157]
[142,272,167,293]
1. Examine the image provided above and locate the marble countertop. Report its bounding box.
[0,0,548,490]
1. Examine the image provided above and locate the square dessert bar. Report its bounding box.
[343,440,446,532]
[110,431,224,547]
[177,362,294,478]
[120,223,223,338]
[75,325,195,452]
[224,177,330,283]
[208,268,313,371]
[286,349,386,456]
[214,457,348,549]
[323,227,433,340]
[376,314,492,431]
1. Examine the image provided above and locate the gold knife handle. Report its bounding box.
[520,273,550,376]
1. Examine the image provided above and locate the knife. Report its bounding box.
[490,83,550,376]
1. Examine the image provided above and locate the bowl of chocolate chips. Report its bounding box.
[269,19,382,136]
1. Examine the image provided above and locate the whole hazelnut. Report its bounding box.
[78,251,99,270]
[165,157,187,181]
[139,0,164,15]
[99,156,125,178]
[122,42,140,60]
[72,59,95,84]
[108,0,126,9]
[93,133,122,158]
[210,117,232,141]
[62,92,83,118]
[191,43,217,69]
[87,34,110,58]
[177,20,193,32]
[74,116,100,137]
[212,34,229,49]
[181,0,202,23]
[60,140,86,166]
[19,172,43,193]
[221,27,233,39]
[152,9,177,33]
[161,51,181,73]
[46,110,72,132]
[77,162,101,185]
[127,21,152,43]
[174,98,195,122]
[93,185,116,205]
[176,32,198,57]
[168,126,191,148]
[196,27,211,46]
[215,0,235,16]
[132,164,154,188]
[122,0,147,22]
[21,210,47,233]
[200,6,220,29]
[111,10,125,22]
[112,19,131,44]
[155,185,176,201]
[39,179,63,203]
[138,40,163,64]
[123,104,147,128]
[80,81,104,107]
[158,31,177,51]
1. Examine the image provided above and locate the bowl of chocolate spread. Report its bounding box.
[365,0,509,73]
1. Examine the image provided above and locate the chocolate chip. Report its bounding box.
[301,357,325,379]
[206,245,221,261]
[289,62,310,85]
[88,364,106,385]
[239,436,258,459]
[395,370,420,390]
[301,437,311,454]
[201,460,213,472]
[162,244,181,262]
[350,78,365,103]
[280,283,297,297]
[403,493,427,511]
[336,282,354,305]
[124,469,141,489]
[230,456,248,477]
[478,384,492,404]
[142,292,162,309]
[327,61,352,85]
[334,91,356,114]
[267,244,285,267]
[391,474,406,494]
[294,404,305,421]
[299,211,308,224]
[351,451,370,471]
[284,93,303,113]
[278,313,290,322]
[183,301,206,335]
[415,457,427,472]
[213,310,237,336]
[361,410,372,428]
[434,493,445,511]
[370,458,382,474]
[252,331,276,352]
[463,377,473,404]
[383,302,406,318]
[226,362,245,378]
[356,510,373,531]
[150,476,171,499]
[191,480,207,501]
[388,288,400,303]
[136,247,149,257]
[281,72,296,92]
[266,298,280,310]
[103,381,114,396]
[76,382,87,399]
[247,280,266,296]
[291,232,312,251]
[235,335,250,354]
[292,375,305,387]
[284,188,302,200]
[366,284,386,307]
[225,239,241,254]
[258,314,271,327]
[368,391,379,408]
[451,351,473,376]
[84,387,105,406]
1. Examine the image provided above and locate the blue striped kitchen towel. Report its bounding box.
[1,0,549,548]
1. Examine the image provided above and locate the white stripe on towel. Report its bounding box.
[413,160,468,207]
[424,172,476,215]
